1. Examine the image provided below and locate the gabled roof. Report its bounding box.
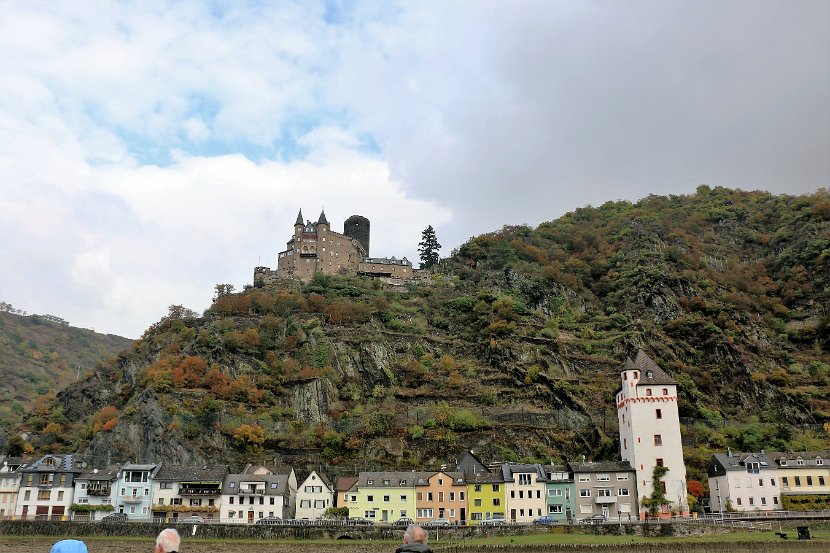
[78,464,122,482]
[500,463,546,482]
[421,471,466,486]
[568,460,635,474]
[223,473,289,495]
[154,464,228,482]
[300,471,334,491]
[0,457,26,472]
[633,350,677,386]
[22,454,80,473]
[466,471,504,484]
[455,451,489,475]
[335,475,359,492]
[767,450,830,467]
[708,452,776,476]
[358,471,434,488]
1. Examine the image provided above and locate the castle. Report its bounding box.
[254,209,421,286]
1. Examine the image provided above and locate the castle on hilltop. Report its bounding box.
[254,209,423,286]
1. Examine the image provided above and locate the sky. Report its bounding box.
[0,0,828,339]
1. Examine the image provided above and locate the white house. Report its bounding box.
[616,350,689,517]
[72,464,121,520]
[0,457,26,519]
[295,471,334,520]
[220,464,295,523]
[501,463,547,523]
[708,451,780,512]
[15,454,81,520]
[151,464,228,522]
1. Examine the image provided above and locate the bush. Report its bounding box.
[409,425,425,439]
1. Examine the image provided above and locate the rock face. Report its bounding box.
[291,379,334,424]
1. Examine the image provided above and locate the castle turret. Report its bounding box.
[317,210,330,231]
[344,214,370,256]
[295,209,304,227]
[616,350,688,518]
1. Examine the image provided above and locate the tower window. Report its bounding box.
[655,409,662,419]
[646,389,652,396]
[662,388,668,395]
[654,435,662,446]
[656,458,664,467]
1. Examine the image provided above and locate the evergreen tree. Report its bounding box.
[418,225,441,269]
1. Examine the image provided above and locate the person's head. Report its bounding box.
[403,524,428,544]
[50,540,88,553]
[155,528,181,553]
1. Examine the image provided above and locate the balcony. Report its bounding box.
[180,487,222,496]
[122,495,144,503]
[595,495,617,505]
[87,488,111,497]
[239,488,265,495]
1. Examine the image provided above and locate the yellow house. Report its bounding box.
[346,471,431,524]
[771,451,830,508]
[467,471,505,525]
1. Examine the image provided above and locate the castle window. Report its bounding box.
[656,458,664,467]
[646,389,652,396]
[654,434,662,446]
[655,409,662,419]
[662,388,668,395]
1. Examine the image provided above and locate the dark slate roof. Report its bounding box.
[315,472,334,490]
[633,350,677,386]
[336,475,359,492]
[154,464,228,482]
[500,463,546,482]
[121,463,158,472]
[23,454,80,473]
[358,471,434,488]
[543,464,572,481]
[295,209,304,226]
[767,450,830,467]
[455,451,489,475]
[708,452,776,477]
[317,210,329,225]
[1,457,26,471]
[466,471,504,484]
[78,464,122,482]
[568,461,635,474]
[223,473,289,495]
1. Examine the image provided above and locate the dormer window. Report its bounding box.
[367,480,374,485]
[817,459,824,466]
[646,370,653,378]
[797,459,805,466]
[780,459,788,466]
[43,458,55,467]
[399,479,407,486]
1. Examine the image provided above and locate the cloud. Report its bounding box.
[0,0,827,338]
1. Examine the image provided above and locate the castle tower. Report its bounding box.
[616,350,688,518]
[344,214,370,256]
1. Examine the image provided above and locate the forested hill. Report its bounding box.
[0,309,132,432]
[13,186,830,487]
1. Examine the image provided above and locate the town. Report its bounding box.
[2,351,827,525]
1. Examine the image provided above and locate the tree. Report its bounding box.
[418,225,442,269]
[213,284,236,301]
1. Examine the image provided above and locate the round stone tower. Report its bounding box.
[344,215,370,256]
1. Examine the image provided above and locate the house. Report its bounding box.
[616,350,689,517]
[769,450,830,510]
[0,457,26,519]
[15,454,81,520]
[415,471,468,525]
[347,471,429,524]
[466,470,505,525]
[454,451,489,476]
[708,451,780,512]
[114,463,158,520]
[295,471,334,520]
[151,464,228,522]
[569,461,637,521]
[543,464,575,522]
[335,475,359,508]
[220,465,294,523]
[501,463,547,523]
[72,464,121,521]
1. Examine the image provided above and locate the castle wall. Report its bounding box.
[274,222,364,282]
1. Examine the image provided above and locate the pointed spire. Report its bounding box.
[317,209,329,226]
[295,209,304,226]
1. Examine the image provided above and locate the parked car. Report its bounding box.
[101,513,128,523]
[479,517,506,526]
[179,515,205,524]
[533,515,554,525]
[255,516,282,525]
[582,514,607,524]
[426,518,451,527]
[393,517,415,527]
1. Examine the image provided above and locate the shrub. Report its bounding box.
[409,425,425,439]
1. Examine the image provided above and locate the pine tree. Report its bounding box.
[418,225,442,269]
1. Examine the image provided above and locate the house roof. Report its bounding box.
[0,457,26,472]
[223,473,289,495]
[568,461,635,474]
[500,463,546,482]
[708,452,777,476]
[767,450,830,468]
[78,464,122,482]
[336,475,359,492]
[301,471,334,491]
[121,463,158,472]
[154,464,228,482]
[358,471,434,488]
[465,471,504,484]
[419,471,466,486]
[632,350,677,386]
[22,454,80,473]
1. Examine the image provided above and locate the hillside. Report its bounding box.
[0,309,132,432]
[16,186,830,488]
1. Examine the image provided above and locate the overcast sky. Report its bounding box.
[1,0,828,339]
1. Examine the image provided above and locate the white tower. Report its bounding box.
[616,350,688,518]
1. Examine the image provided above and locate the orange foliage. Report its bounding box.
[101,418,118,432]
[172,356,209,388]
